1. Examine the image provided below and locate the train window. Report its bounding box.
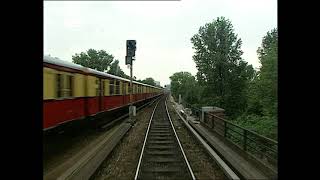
[115,80,120,95]
[109,80,114,95]
[56,74,73,98]
[122,82,126,95]
[67,75,73,97]
[63,75,73,97]
[101,80,105,96]
[56,74,62,98]
[96,79,100,96]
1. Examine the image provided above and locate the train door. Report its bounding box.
[100,79,105,111]
[97,78,104,112]
[122,82,126,105]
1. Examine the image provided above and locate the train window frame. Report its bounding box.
[56,73,74,99]
[56,74,62,98]
[101,79,105,96]
[109,79,114,95]
[66,75,73,97]
[122,82,126,95]
[96,78,100,96]
[115,80,120,95]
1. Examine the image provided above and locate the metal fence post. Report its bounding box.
[224,121,227,137]
[212,116,215,129]
[243,129,247,151]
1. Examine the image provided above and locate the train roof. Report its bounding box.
[43,55,162,89]
[44,56,85,71]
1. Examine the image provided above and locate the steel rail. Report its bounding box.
[164,97,196,180]
[134,98,161,180]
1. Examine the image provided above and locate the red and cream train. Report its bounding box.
[43,56,163,131]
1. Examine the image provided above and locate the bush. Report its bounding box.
[233,114,277,140]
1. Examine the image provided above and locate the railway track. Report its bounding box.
[44,96,161,180]
[134,96,195,180]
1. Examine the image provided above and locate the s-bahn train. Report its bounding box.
[43,56,163,131]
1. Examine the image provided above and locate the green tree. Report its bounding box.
[257,28,278,116]
[191,17,254,117]
[72,49,114,72]
[107,60,130,79]
[136,79,143,83]
[142,77,156,86]
[170,72,202,105]
[234,28,278,140]
[246,28,278,117]
[246,72,264,115]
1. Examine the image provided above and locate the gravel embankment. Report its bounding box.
[91,102,157,180]
[167,99,227,180]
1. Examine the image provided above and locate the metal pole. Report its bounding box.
[130,62,133,121]
[126,40,136,123]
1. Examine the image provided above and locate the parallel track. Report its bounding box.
[135,96,195,180]
[44,96,162,180]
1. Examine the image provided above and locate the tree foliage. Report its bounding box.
[169,18,277,140]
[190,17,254,117]
[72,49,114,72]
[107,60,130,79]
[141,77,156,86]
[246,28,278,117]
[234,28,278,140]
[72,49,161,87]
[170,72,203,106]
[72,49,133,79]
[229,28,278,139]
[256,28,278,116]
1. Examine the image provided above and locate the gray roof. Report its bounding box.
[43,55,162,89]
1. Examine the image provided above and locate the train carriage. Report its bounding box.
[43,56,163,131]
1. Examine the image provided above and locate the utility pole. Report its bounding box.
[126,40,136,124]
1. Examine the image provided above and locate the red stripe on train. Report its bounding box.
[44,93,160,130]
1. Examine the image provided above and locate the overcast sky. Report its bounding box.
[44,0,277,86]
